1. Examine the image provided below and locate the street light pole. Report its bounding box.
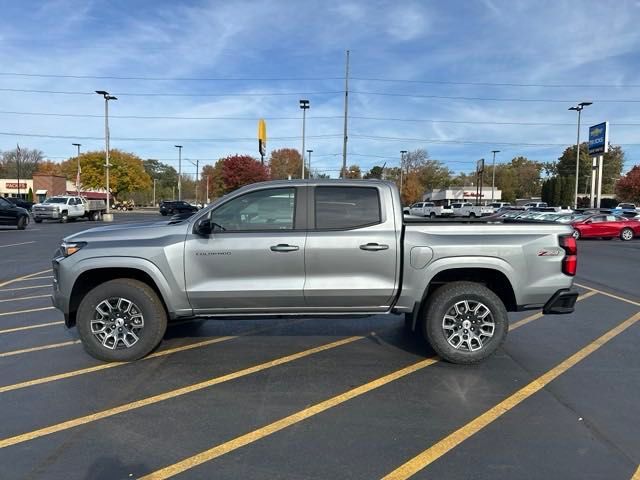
[491,150,500,203]
[95,91,117,221]
[72,143,82,195]
[187,159,199,204]
[568,102,592,209]
[175,145,183,200]
[307,150,313,178]
[152,178,157,207]
[299,99,309,179]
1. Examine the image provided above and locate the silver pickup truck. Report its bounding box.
[52,180,578,364]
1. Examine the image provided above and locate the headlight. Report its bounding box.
[60,242,86,257]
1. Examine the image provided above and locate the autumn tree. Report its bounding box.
[0,147,44,177]
[615,165,640,203]
[269,148,306,179]
[198,163,224,202]
[34,160,64,176]
[60,149,151,200]
[219,154,270,194]
[340,165,362,179]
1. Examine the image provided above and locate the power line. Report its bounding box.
[0,131,342,142]
[0,72,343,82]
[0,87,341,97]
[350,134,640,147]
[351,91,640,103]
[3,109,640,126]
[351,77,640,88]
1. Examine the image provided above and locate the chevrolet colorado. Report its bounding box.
[52,180,578,364]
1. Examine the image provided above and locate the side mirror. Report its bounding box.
[195,218,213,236]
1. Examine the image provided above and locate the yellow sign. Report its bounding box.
[258,119,267,157]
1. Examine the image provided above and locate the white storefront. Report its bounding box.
[0,179,33,198]
[423,187,502,205]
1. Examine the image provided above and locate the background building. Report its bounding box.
[1,175,106,202]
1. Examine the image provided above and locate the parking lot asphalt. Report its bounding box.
[0,214,638,480]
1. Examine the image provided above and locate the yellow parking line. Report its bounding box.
[510,290,597,331]
[381,310,640,480]
[575,282,640,308]
[0,336,363,448]
[139,357,440,480]
[0,284,51,293]
[631,465,640,480]
[0,321,63,334]
[0,306,54,317]
[0,269,52,289]
[0,294,51,303]
[0,341,80,358]
[0,319,308,394]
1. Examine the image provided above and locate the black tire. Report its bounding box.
[421,281,508,364]
[34,218,42,223]
[621,228,634,241]
[572,229,581,240]
[160,211,167,216]
[17,216,27,230]
[469,212,477,218]
[76,279,168,362]
[430,212,436,219]
[60,211,69,223]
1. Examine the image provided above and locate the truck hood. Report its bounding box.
[64,220,191,243]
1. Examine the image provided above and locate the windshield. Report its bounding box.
[44,198,67,204]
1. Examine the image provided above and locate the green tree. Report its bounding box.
[364,165,384,179]
[556,143,624,195]
[61,149,151,200]
[27,187,34,202]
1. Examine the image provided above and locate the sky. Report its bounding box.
[0,0,639,179]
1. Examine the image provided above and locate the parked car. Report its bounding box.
[489,202,511,210]
[0,196,29,229]
[611,203,638,217]
[6,197,34,211]
[571,214,640,241]
[523,202,548,209]
[32,196,106,223]
[53,179,578,365]
[408,202,453,218]
[159,200,199,216]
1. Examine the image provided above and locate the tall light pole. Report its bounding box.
[299,99,309,179]
[568,102,592,208]
[174,145,183,200]
[72,143,81,195]
[491,150,500,203]
[307,149,313,178]
[152,178,157,207]
[400,150,407,199]
[96,91,117,221]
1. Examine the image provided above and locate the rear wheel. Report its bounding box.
[621,228,634,241]
[422,281,508,364]
[76,279,167,362]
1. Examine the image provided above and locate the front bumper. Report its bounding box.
[33,208,60,219]
[543,288,579,314]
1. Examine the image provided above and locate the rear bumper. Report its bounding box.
[543,288,579,315]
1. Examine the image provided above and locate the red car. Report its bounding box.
[571,214,640,241]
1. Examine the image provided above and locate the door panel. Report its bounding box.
[304,186,398,310]
[184,186,306,313]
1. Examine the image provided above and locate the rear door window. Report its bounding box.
[314,186,381,230]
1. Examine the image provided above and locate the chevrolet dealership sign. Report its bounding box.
[588,122,609,156]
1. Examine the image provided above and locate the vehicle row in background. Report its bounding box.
[32,195,106,223]
[159,200,199,216]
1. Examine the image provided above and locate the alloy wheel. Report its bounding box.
[442,300,495,352]
[91,297,145,350]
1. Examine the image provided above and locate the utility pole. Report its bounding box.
[491,150,500,203]
[400,150,407,200]
[152,178,157,207]
[174,145,183,200]
[16,144,21,199]
[307,150,313,178]
[568,102,592,208]
[95,91,117,221]
[205,175,210,203]
[299,99,309,179]
[341,49,350,177]
[187,159,199,204]
[72,143,82,195]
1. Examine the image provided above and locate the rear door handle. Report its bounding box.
[270,244,300,252]
[359,243,389,251]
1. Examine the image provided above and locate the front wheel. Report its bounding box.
[17,216,27,230]
[422,281,508,364]
[621,228,634,241]
[60,211,68,223]
[76,279,168,362]
[430,212,436,219]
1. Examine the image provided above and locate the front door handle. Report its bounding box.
[270,244,300,252]
[359,243,389,251]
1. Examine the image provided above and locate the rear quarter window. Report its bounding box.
[315,186,381,230]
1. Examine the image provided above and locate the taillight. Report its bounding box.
[559,235,577,276]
